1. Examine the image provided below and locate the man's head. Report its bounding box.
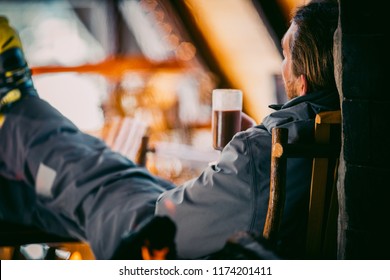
[281,1,339,99]
[0,16,33,96]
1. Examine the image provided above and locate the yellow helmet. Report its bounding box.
[0,16,34,110]
[0,16,24,54]
[0,16,28,73]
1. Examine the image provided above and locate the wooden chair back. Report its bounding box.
[102,116,150,165]
[263,110,341,259]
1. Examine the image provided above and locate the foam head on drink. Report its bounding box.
[212,89,242,150]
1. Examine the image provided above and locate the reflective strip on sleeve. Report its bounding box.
[36,163,56,198]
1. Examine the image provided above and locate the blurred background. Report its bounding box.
[2,0,388,261]
[0,0,306,185]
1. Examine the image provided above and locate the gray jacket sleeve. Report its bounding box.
[155,131,257,259]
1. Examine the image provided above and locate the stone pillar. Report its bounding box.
[335,0,390,259]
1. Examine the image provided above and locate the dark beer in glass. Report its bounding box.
[212,109,241,150]
[212,89,242,150]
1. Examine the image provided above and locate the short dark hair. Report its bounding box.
[290,0,339,92]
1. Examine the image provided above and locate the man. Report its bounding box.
[0,0,339,259]
[156,1,340,259]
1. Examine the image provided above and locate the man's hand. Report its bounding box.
[241,112,257,131]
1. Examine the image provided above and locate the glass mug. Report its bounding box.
[212,89,242,150]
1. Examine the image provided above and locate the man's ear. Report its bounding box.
[298,74,308,96]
